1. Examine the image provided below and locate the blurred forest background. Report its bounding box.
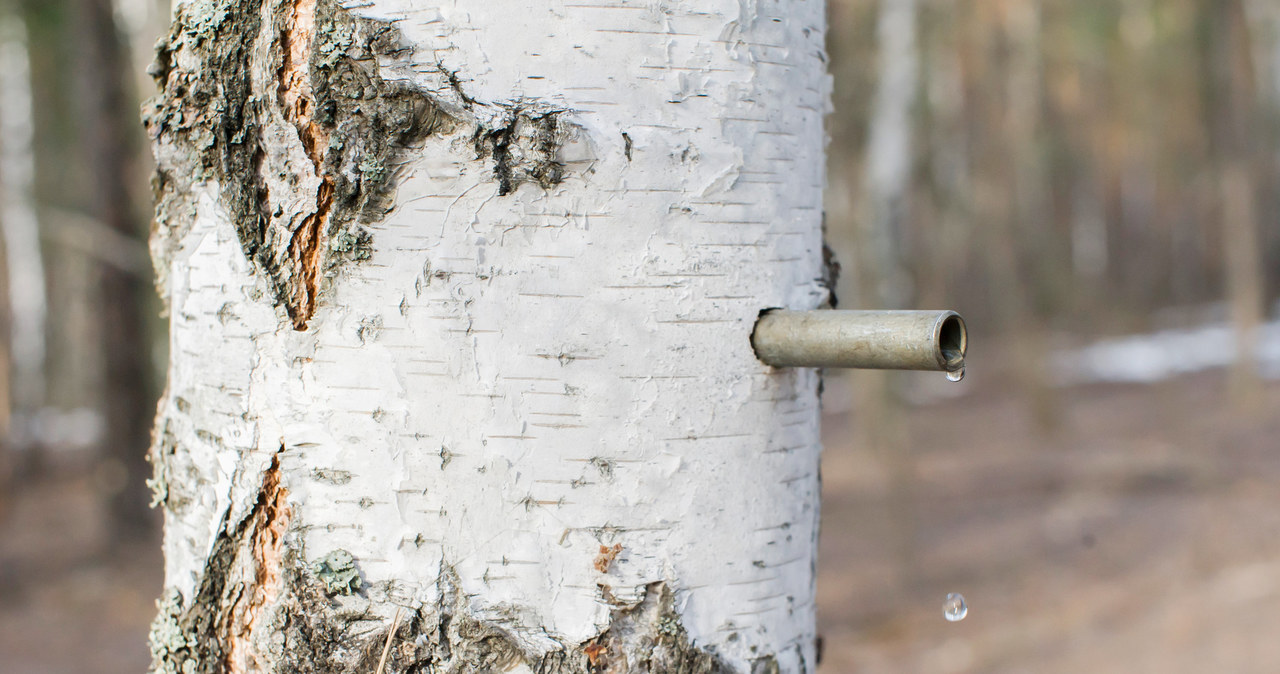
[1,0,1279,672]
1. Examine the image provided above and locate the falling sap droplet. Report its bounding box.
[945,367,965,382]
[943,592,967,621]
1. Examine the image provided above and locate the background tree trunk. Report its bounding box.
[76,0,157,542]
[0,7,45,462]
[146,0,829,672]
[851,0,920,594]
[1207,0,1267,409]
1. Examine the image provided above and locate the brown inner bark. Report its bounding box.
[224,452,292,673]
[278,0,333,331]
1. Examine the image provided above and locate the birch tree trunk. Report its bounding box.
[144,1,830,672]
[1203,0,1265,408]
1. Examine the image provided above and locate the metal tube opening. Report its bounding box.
[752,309,968,371]
[938,313,966,371]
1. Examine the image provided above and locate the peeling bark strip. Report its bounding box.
[225,453,291,673]
[276,0,332,329]
[150,452,290,673]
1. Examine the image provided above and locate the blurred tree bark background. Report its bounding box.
[830,0,1280,360]
[0,0,164,535]
[75,0,155,541]
[826,0,1280,592]
[1205,0,1267,408]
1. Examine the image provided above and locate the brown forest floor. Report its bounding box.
[817,370,1280,673]
[1,370,1277,673]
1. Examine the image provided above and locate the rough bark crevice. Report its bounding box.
[473,109,567,197]
[144,0,568,331]
[583,582,731,674]
[150,472,732,674]
[143,0,265,303]
[149,450,291,674]
[275,568,731,674]
[276,0,333,330]
[819,215,841,310]
[225,452,291,672]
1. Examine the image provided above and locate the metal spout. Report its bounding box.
[751,310,967,371]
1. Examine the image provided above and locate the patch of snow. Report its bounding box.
[1054,314,1280,386]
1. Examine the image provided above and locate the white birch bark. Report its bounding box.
[145,0,830,672]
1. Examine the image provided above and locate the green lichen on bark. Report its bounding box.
[299,1,454,289]
[149,589,198,674]
[310,549,362,595]
[142,0,263,300]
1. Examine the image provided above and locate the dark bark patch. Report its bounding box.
[275,569,734,674]
[143,0,451,331]
[155,542,739,673]
[584,582,731,674]
[473,109,568,196]
[142,0,265,301]
[145,0,572,331]
[149,451,290,674]
[819,212,840,309]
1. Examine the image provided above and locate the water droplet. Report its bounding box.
[945,367,965,382]
[943,592,968,621]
